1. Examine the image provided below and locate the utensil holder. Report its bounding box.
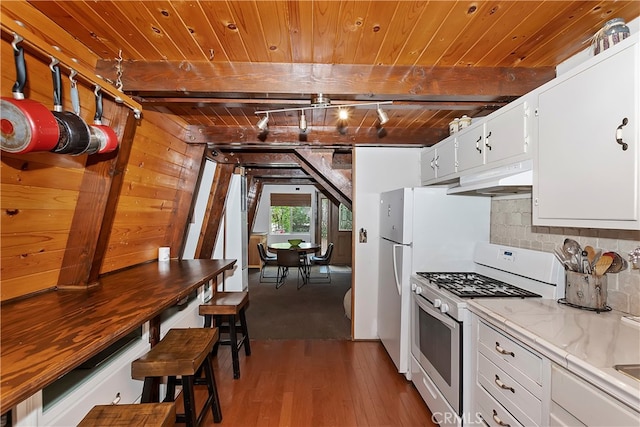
[565,271,608,310]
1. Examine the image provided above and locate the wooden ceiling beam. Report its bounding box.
[97,61,555,100]
[186,125,446,146]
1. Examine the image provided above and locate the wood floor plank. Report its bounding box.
[180,339,436,427]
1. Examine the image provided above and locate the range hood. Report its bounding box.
[447,160,532,196]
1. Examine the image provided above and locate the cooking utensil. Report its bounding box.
[554,246,572,270]
[584,246,596,265]
[89,86,119,154]
[49,59,92,155]
[594,253,614,276]
[563,238,582,271]
[1,35,59,153]
[581,250,592,274]
[604,251,627,274]
[69,71,99,155]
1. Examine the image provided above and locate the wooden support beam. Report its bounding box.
[58,102,136,289]
[86,105,138,285]
[96,60,555,100]
[246,177,263,241]
[294,149,352,210]
[186,125,445,146]
[195,163,234,259]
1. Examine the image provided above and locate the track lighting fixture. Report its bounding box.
[254,96,392,133]
[376,104,389,125]
[256,114,269,131]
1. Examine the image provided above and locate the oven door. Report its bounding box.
[411,291,462,415]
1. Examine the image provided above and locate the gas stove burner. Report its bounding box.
[416,272,541,299]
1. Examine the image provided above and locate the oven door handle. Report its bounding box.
[415,294,458,329]
[392,244,403,296]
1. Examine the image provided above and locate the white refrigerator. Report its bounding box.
[377,187,490,377]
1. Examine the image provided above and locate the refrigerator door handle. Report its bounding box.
[392,244,403,296]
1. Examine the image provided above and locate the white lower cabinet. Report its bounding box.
[472,316,549,427]
[550,364,640,427]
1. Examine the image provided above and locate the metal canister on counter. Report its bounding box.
[458,115,472,130]
[449,118,459,135]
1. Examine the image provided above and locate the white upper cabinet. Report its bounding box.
[420,136,457,185]
[484,98,533,165]
[456,121,486,172]
[533,35,639,230]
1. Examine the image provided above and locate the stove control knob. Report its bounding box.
[440,303,450,314]
[433,299,442,308]
[415,286,423,295]
[411,283,417,292]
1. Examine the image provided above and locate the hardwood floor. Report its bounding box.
[186,339,437,426]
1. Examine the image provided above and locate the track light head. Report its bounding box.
[299,110,307,132]
[376,105,389,125]
[256,114,269,130]
[338,108,349,121]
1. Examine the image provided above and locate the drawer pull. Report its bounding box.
[494,375,515,393]
[492,410,511,427]
[111,392,121,405]
[495,342,514,357]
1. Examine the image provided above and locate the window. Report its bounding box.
[339,204,352,231]
[270,193,311,234]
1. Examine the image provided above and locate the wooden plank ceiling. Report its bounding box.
[15,1,640,200]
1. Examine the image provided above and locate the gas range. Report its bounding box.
[415,272,542,299]
[410,242,565,322]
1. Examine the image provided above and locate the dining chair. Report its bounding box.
[310,243,334,283]
[276,249,307,289]
[257,243,278,283]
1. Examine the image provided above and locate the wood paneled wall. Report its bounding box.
[1,33,203,300]
[100,110,203,273]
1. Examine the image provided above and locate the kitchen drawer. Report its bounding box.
[475,383,524,427]
[478,321,542,385]
[551,364,640,427]
[478,353,541,426]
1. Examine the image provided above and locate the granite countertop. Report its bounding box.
[468,298,640,411]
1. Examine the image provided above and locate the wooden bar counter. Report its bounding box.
[0,259,236,414]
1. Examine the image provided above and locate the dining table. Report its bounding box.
[267,242,321,283]
[267,242,321,254]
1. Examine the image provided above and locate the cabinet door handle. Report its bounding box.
[492,410,511,427]
[494,374,515,393]
[616,117,629,151]
[476,135,482,153]
[495,342,515,357]
[485,131,492,150]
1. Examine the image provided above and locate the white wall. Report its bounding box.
[352,147,421,340]
[252,184,317,246]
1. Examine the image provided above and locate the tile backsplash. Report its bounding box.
[491,196,640,315]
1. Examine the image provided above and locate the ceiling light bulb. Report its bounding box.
[299,111,307,131]
[377,106,389,125]
[256,114,269,130]
[338,108,349,121]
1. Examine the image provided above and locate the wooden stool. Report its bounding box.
[199,291,251,379]
[78,402,175,426]
[131,328,222,426]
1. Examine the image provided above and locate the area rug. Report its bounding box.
[244,268,351,340]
